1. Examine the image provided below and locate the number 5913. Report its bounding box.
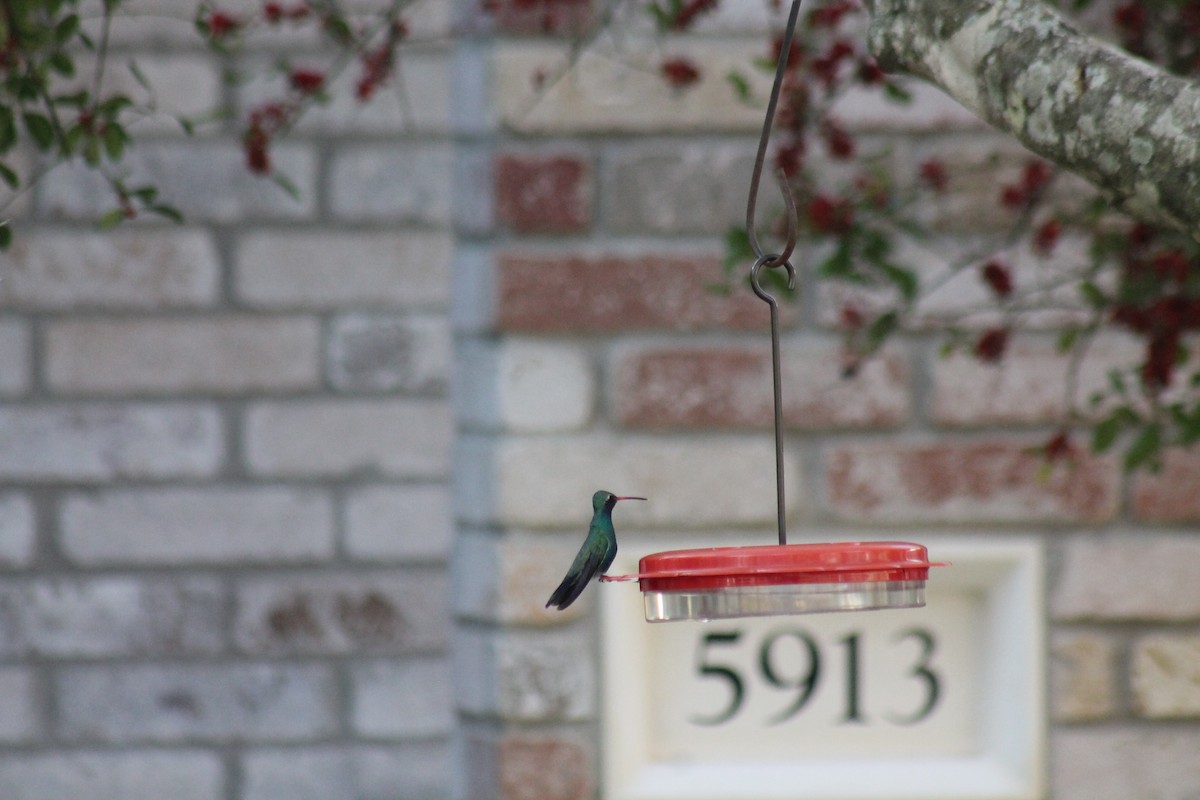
[689,627,941,727]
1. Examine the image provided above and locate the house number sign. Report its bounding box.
[601,537,1045,800]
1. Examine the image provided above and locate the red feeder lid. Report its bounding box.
[633,541,943,592]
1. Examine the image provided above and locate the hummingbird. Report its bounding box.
[545,490,646,610]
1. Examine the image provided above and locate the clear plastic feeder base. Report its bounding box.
[629,542,944,622]
[644,579,925,622]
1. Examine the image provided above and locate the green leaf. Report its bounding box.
[271,171,301,201]
[819,238,855,279]
[726,70,754,104]
[103,123,128,160]
[22,113,55,151]
[883,81,912,104]
[1107,368,1127,396]
[96,95,133,118]
[1079,281,1106,308]
[0,107,16,153]
[98,208,127,230]
[128,59,152,93]
[130,185,158,203]
[82,135,101,166]
[149,204,184,224]
[1057,328,1079,353]
[62,124,84,156]
[52,90,90,108]
[47,51,76,77]
[1124,422,1162,471]
[723,227,753,274]
[0,225,10,250]
[55,14,81,44]
[866,311,899,352]
[879,261,918,304]
[0,161,18,190]
[1092,413,1123,453]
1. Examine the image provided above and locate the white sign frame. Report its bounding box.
[600,536,1045,800]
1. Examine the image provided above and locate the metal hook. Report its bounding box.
[745,0,804,270]
[750,255,795,546]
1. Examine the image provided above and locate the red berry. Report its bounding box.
[806,195,854,234]
[1033,219,1062,255]
[981,259,1014,299]
[289,67,325,94]
[207,9,242,38]
[661,57,702,88]
[918,159,947,192]
[974,328,1008,363]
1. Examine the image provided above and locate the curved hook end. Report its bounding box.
[750,254,797,304]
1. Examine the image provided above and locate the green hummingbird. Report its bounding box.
[546,490,646,610]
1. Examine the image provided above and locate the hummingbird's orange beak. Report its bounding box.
[615,496,647,501]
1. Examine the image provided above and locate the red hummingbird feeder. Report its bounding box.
[603,0,946,621]
[607,541,943,622]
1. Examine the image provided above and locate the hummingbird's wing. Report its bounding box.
[545,535,607,610]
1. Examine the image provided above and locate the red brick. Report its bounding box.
[613,344,909,429]
[495,154,591,233]
[1131,448,1200,521]
[931,337,1137,427]
[464,731,593,800]
[497,253,786,332]
[825,439,1119,523]
[477,0,593,35]
[499,735,592,800]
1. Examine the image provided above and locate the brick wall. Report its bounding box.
[0,3,455,799]
[456,6,1200,800]
[4,2,1200,800]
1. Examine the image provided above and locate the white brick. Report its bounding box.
[1053,535,1200,621]
[605,143,755,234]
[245,399,452,478]
[0,492,35,567]
[233,571,448,654]
[480,435,799,527]
[96,1,212,46]
[0,666,40,741]
[351,657,454,737]
[235,230,452,309]
[2,577,223,657]
[255,46,452,134]
[2,230,218,309]
[0,751,222,800]
[59,487,333,565]
[57,663,338,742]
[1131,634,1200,718]
[82,54,221,135]
[497,340,595,432]
[1051,631,1117,722]
[330,144,453,223]
[458,339,596,433]
[39,142,316,222]
[243,744,450,800]
[830,81,984,132]
[0,404,222,480]
[46,317,320,394]
[493,40,769,133]
[1053,728,1200,800]
[327,314,450,393]
[345,484,454,562]
[454,628,594,722]
[453,531,587,624]
[0,320,29,396]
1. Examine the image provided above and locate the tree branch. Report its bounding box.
[863,0,1200,240]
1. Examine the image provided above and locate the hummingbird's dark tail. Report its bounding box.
[545,573,590,610]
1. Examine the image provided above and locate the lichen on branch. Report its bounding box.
[863,0,1200,241]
